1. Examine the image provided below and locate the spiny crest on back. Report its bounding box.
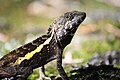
[47,25,53,35]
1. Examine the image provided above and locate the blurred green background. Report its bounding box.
[0,0,120,79]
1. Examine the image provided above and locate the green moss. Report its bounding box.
[28,69,39,80]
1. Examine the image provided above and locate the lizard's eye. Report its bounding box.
[66,15,69,18]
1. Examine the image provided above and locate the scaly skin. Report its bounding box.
[0,11,86,80]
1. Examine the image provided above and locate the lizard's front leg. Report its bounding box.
[39,66,45,80]
[57,52,69,80]
[39,66,51,80]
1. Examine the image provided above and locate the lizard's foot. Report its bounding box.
[39,66,51,80]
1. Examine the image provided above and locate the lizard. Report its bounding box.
[0,10,86,80]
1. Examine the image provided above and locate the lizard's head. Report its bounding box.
[53,11,86,48]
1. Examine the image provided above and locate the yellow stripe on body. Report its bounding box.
[14,31,54,65]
